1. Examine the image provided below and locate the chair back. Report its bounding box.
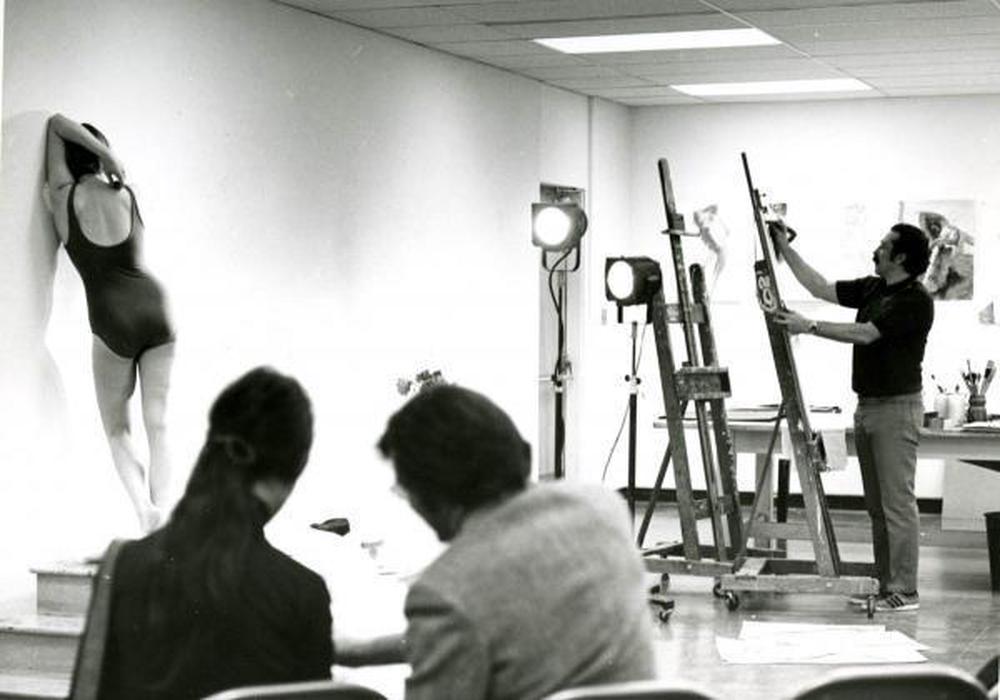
[544,680,719,700]
[203,680,387,700]
[791,664,988,700]
[69,539,128,700]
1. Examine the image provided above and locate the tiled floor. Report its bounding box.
[635,503,998,698]
[334,505,999,699]
[648,541,997,699]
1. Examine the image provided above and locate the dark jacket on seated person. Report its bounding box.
[101,521,333,700]
[404,482,657,700]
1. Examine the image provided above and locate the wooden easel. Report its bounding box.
[713,154,879,616]
[641,159,778,591]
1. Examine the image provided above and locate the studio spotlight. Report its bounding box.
[605,256,663,306]
[531,202,588,251]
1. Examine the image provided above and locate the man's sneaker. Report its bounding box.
[874,591,920,612]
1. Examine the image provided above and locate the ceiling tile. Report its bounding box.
[383,24,511,43]
[616,95,705,105]
[711,0,954,9]
[633,67,848,83]
[325,7,473,28]
[488,14,744,39]
[624,56,840,79]
[826,48,1000,67]
[591,85,692,97]
[849,60,1000,77]
[517,64,633,80]
[545,75,655,89]
[432,39,558,57]
[740,0,996,28]
[450,0,711,23]
[485,53,592,68]
[881,84,1000,96]
[805,33,1000,55]
[867,72,1000,87]
[770,16,1000,45]
[576,44,803,65]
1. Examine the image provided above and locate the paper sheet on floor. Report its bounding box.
[716,621,928,664]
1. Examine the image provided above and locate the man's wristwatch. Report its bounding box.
[808,320,819,334]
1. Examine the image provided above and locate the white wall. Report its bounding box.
[0,0,630,589]
[625,96,1000,498]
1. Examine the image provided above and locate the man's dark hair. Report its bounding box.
[377,385,531,511]
[890,223,931,276]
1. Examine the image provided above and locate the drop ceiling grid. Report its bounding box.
[275,0,1000,104]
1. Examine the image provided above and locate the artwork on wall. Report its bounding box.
[899,199,976,301]
[693,204,729,295]
[770,198,899,303]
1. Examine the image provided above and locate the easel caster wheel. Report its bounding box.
[866,596,876,619]
[658,609,673,623]
[712,580,725,598]
[724,591,740,611]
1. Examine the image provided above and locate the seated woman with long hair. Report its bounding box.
[101,367,333,699]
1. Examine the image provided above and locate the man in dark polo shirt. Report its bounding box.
[770,222,933,613]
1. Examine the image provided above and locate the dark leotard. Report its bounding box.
[64,182,175,359]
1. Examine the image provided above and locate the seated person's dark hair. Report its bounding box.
[377,384,531,513]
[101,367,333,699]
[890,223,931,276]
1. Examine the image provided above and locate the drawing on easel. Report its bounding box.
[899,199,975,301]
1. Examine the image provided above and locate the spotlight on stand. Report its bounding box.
[605,256,663,320]
[532,202,588,270]
[532,199,587,481]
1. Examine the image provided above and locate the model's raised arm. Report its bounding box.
[46,113,126,183]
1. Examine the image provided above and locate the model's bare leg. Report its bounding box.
[138,342,175,518]
[92,335,156,531]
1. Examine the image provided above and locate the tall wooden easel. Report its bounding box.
[712,154,879,616]
[641,159,776,587]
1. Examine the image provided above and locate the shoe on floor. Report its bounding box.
[874,591,920,612]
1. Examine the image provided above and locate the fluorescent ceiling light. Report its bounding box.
[534,28,779,54]
[671,78,872,96]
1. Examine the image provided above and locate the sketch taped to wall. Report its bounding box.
[900,200,975,301]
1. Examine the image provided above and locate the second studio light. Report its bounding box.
[605,257,663,306]
[531,202,588,252]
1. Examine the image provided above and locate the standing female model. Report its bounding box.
[44,114,175,532]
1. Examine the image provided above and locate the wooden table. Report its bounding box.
[652,418,1000,546]
[655,418,1000,464]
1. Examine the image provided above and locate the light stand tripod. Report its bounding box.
[547,257,574,479]
[534,192,586,481]
[624,320,641,522]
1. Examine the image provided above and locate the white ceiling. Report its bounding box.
[274,0,1000,104]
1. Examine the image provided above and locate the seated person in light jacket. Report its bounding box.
[377,385,657,700]
[102,367,334,700]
